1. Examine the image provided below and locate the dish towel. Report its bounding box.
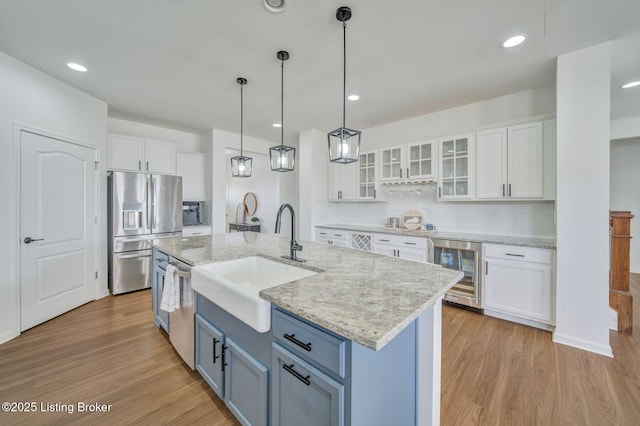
[181,275,193,308]
[160,264,180,312]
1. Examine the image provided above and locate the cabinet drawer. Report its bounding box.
[374,233,427,249]
[272,309,346,379]
[317,230,347,239]
[484,244,552,264]
[152,249,169,268]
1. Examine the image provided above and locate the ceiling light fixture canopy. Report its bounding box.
[231,77,252,178]
[328,6,361,164]
[264,0,285,13]
[270,50,296,172]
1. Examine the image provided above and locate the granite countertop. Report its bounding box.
[152,233,462,351]
[316,223,556,249]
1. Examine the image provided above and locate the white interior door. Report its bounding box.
[20,130,97,331]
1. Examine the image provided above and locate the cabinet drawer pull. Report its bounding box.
[320,232,327,235]
[404,242,416,245]
[138,160,142,170]
[212,338,220,364]
[379,239,390,242]
[146,161,149,171]
[506,253,525,257]
[502,184,505,197]
[283,363,311,386]
[283,333,312,352]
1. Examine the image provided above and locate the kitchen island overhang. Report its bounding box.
[152,233,462,425]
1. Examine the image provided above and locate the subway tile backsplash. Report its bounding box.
[332,183,555,238]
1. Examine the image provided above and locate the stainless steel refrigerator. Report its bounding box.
[108,171,182,295]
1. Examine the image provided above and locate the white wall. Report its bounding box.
[0,51,108,344]
[202,129,298,236]
[610,137,640,273]
[554,42,612,357]
[299,129,335,241]
[361,86,555,151]
[611,116,640,141]
[225,150,281,234]
[108,117,200,153]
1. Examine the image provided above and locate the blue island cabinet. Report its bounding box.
[195,294,270,426]
[195,291,443,426]
[271,307,432,426]
[151,249,169,332]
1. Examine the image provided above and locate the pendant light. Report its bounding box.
[270,50,296,172]
[328,6,361,164]
[231,77,252,178]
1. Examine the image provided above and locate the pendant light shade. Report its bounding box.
[270,51,296,172]
[328,6,361,164]
[231,77,252,178]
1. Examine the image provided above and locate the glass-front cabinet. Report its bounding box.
[380,146,403,181]
[380,141,436,182]
[438,133,474,199]
[358,151,377,199]
[406,141,436,180]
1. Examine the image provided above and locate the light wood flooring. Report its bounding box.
[0,275,638,425]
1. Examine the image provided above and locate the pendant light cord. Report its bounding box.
[281,57,284,147]
[240,83,244,155]
[342,20,347,129]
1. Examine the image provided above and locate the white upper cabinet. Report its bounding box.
[145,138,177,175]
[328,161,357,200]
[357,151,377,199]
[380,145,404,181]
[438,133,474,199]
[381,140,436,182]
[108,133,177,175]
[406,141,437,180]
[108,134,145,172]
[476,122,543,200]
[177,152,205,201]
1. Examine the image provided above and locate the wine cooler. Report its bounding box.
[431,238,483,311]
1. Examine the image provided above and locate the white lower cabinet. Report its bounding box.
[183,225,212,237]
[373,233,428,263]
[316,229,348,247]
[483,244,554,330]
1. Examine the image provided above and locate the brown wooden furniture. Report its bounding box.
[610,210,634,333]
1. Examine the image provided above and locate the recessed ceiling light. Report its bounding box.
[264,0,285,13]
[347,94,360,101]
[272,123,282,128]
[67,62,87,72]
[502,35,527,48]
[621,81,640,89]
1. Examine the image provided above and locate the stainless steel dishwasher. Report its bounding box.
[167,256,195,369]
[430,238,483,312]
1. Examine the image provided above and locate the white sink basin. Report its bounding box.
[191,256,318,333]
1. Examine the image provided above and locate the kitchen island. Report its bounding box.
[152,233,462,426]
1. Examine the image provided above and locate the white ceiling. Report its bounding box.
[0,0,638,145]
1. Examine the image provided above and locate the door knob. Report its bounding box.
[24,237,44,244]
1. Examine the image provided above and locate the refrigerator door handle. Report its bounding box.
[147,175,153,232]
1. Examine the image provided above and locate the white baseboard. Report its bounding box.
[609,308,618,331]
[552,332,614,358]
[99,289,110,299]
[631,268,640,274]
[0,330,20,346]
[484,309,555,331]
